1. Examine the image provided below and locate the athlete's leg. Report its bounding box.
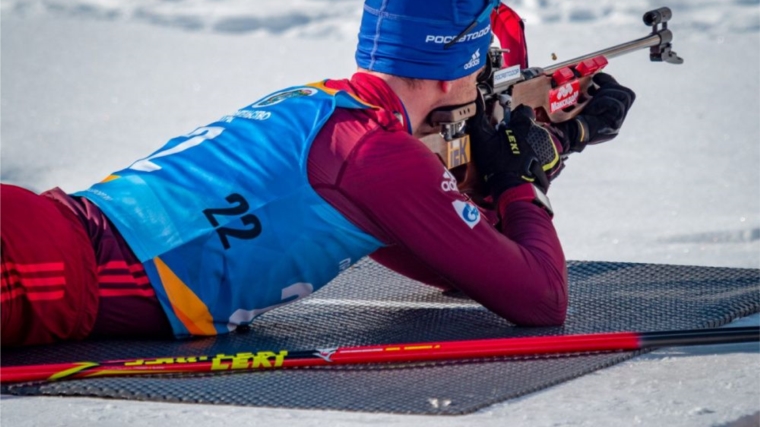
[1,184,99,346]
[40,189,174,340]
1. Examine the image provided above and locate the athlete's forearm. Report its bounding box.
[380,200,567,327]
[496,200,568,326]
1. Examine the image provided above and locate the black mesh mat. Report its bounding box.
[2,260,759,415]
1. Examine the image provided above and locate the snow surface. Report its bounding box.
[1,0,759,426]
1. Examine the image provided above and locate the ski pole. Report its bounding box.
[2,326,757,384]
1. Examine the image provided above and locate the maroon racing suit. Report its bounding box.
[1,72,567,346]
[312,73,567,326]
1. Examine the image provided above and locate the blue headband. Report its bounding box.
[356,0,499,81]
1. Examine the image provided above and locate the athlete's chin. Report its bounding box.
[414,122,442,139]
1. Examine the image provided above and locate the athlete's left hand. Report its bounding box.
[553,73,636,153]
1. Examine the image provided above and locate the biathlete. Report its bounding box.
[1,0,635,346]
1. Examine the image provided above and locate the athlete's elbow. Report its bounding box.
[512,296,567,327]
[524,299,567,326]
[506,271,568,327]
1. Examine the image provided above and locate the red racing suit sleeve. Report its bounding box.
[310,117,568,327]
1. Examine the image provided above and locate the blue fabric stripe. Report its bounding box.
[368,0,389,70]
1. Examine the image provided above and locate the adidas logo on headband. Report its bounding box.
[464,49,482,70]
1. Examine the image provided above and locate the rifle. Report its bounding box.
[421,7,684,172]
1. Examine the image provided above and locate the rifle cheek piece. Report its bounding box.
[427,102,477,141]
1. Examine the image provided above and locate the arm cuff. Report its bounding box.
[497,183,554,218]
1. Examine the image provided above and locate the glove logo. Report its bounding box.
[506,130,520,155]
[452,200,481,229]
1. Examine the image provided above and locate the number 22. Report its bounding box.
[203,194,262,249]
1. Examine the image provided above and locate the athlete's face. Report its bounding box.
[414,67,484,138]
[442,66,483,106]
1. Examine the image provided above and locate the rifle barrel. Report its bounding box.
[542,31,666,75]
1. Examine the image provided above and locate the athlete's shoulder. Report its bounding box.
[355,126,441,170]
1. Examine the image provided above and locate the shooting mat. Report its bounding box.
[2,259,759,415]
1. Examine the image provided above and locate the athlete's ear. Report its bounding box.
[439,80,453,94]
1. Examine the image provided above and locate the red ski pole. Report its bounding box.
[2,326,756,384]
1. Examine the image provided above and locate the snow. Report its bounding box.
[1,0,759,426]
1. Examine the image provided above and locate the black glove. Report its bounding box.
[554,73,636,153]
[467,98,563,201]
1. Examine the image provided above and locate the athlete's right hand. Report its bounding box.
[466,97,563,201]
